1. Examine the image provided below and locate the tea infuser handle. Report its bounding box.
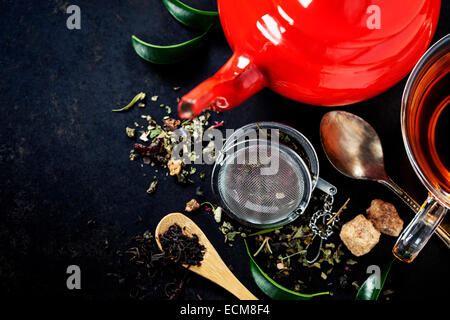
[393,196,447,263]
[316,178,337,196]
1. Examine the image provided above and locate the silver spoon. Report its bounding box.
[320,110,449,247]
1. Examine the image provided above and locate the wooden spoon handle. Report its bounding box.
[194,259,258,300]
[190,245,258,300]
[223,276,258,300]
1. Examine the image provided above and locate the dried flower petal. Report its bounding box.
[185,199,200,213]
[168,158,182,176]
[276,262,286,270]
[214,206,222,223]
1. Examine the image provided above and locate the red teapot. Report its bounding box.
[178,0,440,118]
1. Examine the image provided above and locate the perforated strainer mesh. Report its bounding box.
[216,142,311,226]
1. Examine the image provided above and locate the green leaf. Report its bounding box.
[246,227,282,237]
[131,27,209,64]
[112,92,146,112]
[243,239,330,300]
[162,0,220,31]
[355,257,395,300]
[149,128,162,139]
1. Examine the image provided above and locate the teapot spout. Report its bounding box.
[178,53,267,118]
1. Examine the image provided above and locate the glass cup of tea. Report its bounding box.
[393,34,450,262]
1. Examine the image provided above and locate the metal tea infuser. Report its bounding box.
[211,122,340,262]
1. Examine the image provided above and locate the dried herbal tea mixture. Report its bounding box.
[113,94,396,300]
[123,101,223,191]
[122,230,202,300]
[159,224,206,267]
[241,195,364,297]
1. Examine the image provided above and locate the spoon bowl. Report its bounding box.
[155,212,258,300]
[320,111,388,181]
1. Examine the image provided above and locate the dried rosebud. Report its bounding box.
[134,138,164,156]
[168,158,182,176]
[185,199,200,213]
[163,118,181,131]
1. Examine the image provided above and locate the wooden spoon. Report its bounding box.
[155,212,258,300]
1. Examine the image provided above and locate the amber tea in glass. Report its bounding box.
[394,35,450,263]
[406,52,449,196]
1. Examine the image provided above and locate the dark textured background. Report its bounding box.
[0,0,449,301]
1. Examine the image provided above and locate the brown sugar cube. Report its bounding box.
[366,199,404,237]
[340,214,380,256]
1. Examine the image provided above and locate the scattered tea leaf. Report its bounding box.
[346,259,358,265]
[382,289,394,296]
[112,92,145,112]
[146,180,158,195]
[150,128,162,139]
[126,127,136,138]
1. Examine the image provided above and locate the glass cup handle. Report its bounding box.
[393,195,447,263]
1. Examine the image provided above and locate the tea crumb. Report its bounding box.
[146,180,158,195]
[126,127,135,138]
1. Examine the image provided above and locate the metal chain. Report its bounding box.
[306,194,340,264]
[309,194,339,240]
